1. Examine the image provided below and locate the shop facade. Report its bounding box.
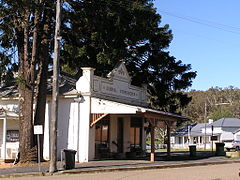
[0,62,186,162]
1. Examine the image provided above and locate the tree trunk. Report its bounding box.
[18,84,36,162]
[18,24,36,162]
[33,3,51,161]
[34,49,48,161]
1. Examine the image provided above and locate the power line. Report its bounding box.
[158,9,240,35]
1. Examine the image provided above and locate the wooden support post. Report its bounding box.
[150,120,155,162]
[167,124,171,157]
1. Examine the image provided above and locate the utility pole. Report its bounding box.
[204,102,207,150]
[49,0,61,174]
[203,101,230,151]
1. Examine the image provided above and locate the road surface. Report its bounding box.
[4,163,240,180]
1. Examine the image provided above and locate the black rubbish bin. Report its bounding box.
[63,149,77,170]
[189,145,196,157]
[215,143,225,156]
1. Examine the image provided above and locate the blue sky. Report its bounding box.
[154,0,240,90]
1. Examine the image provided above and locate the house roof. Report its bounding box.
[171,122,219,137]
[208,118,240,128]
[0,82,18,98]
[171,123,197,137]
[0,71,77,98]
[190,123,207,136]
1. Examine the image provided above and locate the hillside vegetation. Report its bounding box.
[182,86,240,122]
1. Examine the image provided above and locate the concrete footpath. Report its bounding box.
[0,151,240,178]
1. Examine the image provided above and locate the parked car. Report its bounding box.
[225,141,240,151]
[146,144,151,150]
[145,144,159,150]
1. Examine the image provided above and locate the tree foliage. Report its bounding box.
[61,0,196,113]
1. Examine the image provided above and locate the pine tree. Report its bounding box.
[61,0,196,112]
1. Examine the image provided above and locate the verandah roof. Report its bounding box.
[90,97,189,127]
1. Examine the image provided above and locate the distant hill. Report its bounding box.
[181,86,240,122]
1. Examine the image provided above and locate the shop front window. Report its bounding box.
[95,125,109,144]
[95,118,110,158]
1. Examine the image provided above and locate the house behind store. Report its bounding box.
[171,118,240,149]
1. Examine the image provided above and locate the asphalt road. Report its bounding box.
[4,163,240,180]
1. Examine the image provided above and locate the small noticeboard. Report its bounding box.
[211,136,218,141]
[34,125,43,135]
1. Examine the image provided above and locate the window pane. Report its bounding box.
[130,127,135,144]
[102,125,108,142]
[95,126,101,142]
[130,127,141,145]
[135,128,140,145]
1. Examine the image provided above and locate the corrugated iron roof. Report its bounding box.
[207,118,240,128]
[0,71,77,98]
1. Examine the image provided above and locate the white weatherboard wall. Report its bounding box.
[43,102,50,160]
[78,95,91,162]
[67,102,79,159]
[44,99,78,161]
[0,119,3,158]
[0,119,3,146]
[202,127,222,134]
[57,99,78,159]
[76,67,94,162]
[234,131,240,141]
[221,131,234,141]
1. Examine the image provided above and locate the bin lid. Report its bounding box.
[63,149,77,153]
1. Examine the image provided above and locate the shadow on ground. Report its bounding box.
[75,151,219,170]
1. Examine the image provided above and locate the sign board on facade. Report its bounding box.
[6,130,19,142]
[91,62,147,106]
[34,125,43,135]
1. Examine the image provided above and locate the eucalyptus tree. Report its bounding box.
[0,0,54,161]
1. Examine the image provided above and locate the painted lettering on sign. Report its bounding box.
[106,86,117,93]
[119,90,137,97]
[6,130,19,142]
[101,83,139,99]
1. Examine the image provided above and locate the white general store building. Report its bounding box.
[0,62,186,162]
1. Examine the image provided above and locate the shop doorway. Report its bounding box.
[130,117,143,151]
[117,117,124,153]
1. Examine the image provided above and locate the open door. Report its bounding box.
[117,117,124,153]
